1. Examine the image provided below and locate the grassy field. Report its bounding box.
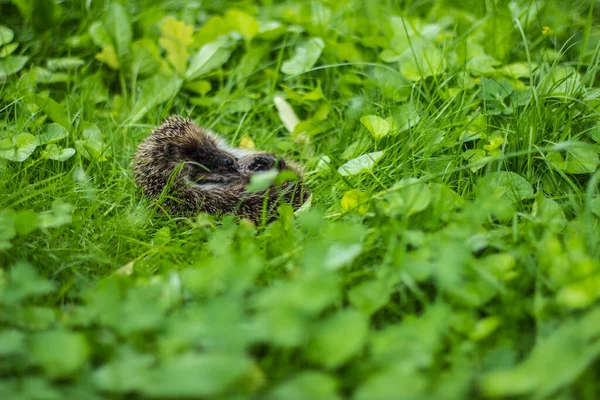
[1,0,600,398]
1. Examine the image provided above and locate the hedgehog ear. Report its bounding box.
[164,143,178,157]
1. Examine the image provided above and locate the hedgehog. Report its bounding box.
[131,116,309,224]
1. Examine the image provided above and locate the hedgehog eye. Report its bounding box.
[224,157,234,168]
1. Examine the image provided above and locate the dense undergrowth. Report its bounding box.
[1,0,600,398]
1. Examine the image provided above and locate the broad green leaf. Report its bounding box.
[95,45,120,69]
[93,349,154,392]
[1,262,54,304]
[463,149,487,172]
[360,115,389,139]
[159,17,194,75]
[42,144,76,161]
[14,209,38,236]
[591,124,600,143]
[548,146,599,174]
[274,96,300,134]
[341,189,369,214]
[130,39,160,77]
[470,316,501,341]
[29,95,69,128]
[307,309,368,369]
[38,199,74,229]
[193,15,232,46]
[46,57,85,71]
[354,366,427,400]
[0,209,16,247]
[39,123,68,145]
[480,308,600,397]
[225,9,259,41]
[142,353,253,397]
[481,2,514,61]
[0,133,38,162]
[247,170,279,192]
[0,330,25,356]
[281,37,325,76]
[30,330,89,379]
[0,56,28,78]
[338,151,384,176]
[399,44,444,81]
[88,21,112,48]
[325,243,362,270]
[379,178,432,217]
[75,123,107,161]
[477,171,534,203]
[104,3,132,62]
[186,34,237,81]
[480,77,513,101]
[269,372,340,400]
[0,42,18,57]
[0,25,14,46]
[349,279,391,315]
[129,74,183,122]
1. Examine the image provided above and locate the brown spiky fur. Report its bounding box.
[132,117,309,224]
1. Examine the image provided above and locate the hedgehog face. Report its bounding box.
[164,141,240,177]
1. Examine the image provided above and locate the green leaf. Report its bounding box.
[325,243,362,270]
[399,44,444,81]
[39,123,68,145]
[29,95,70,128]
[360,115,390,139]
[0,42,19,57]
[0,25,14,46]
[463,149,487,172]
[129,74,183,122]
[281,37,325,76]
[548,146,599,174]
[338,151,384,176]
[93,349,154,393]
[104,3,132,63]
[225,9,259,41]
[75,123,106,161]
[46,57,85,71]
[269,372,340,400]
[1,262,54,304]
[349,279,391,315]
[42,144,76,161]
[591,124,600,143]
[130,39,160,77]
[159,16,194,75]
[480,307,600,397]
[0,56,28,78]
[0,330,25,357]
[341,189,369,214]
[480,77,513,101]
[14,209,39,235]
[379,178,432,217]
[30,330,89,379]
[247,170,279,192]
[142,353,253,397]
[481,2,514,61]
[38,199,74,229]
[186,34,237,81]
[0,133,38,162]
[477,171,534,203]
[307,309,368,369]
[0,209,16,248]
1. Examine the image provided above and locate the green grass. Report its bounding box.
[1,0,600,398]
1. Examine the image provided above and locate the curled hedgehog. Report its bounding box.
[131,117,309,224]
